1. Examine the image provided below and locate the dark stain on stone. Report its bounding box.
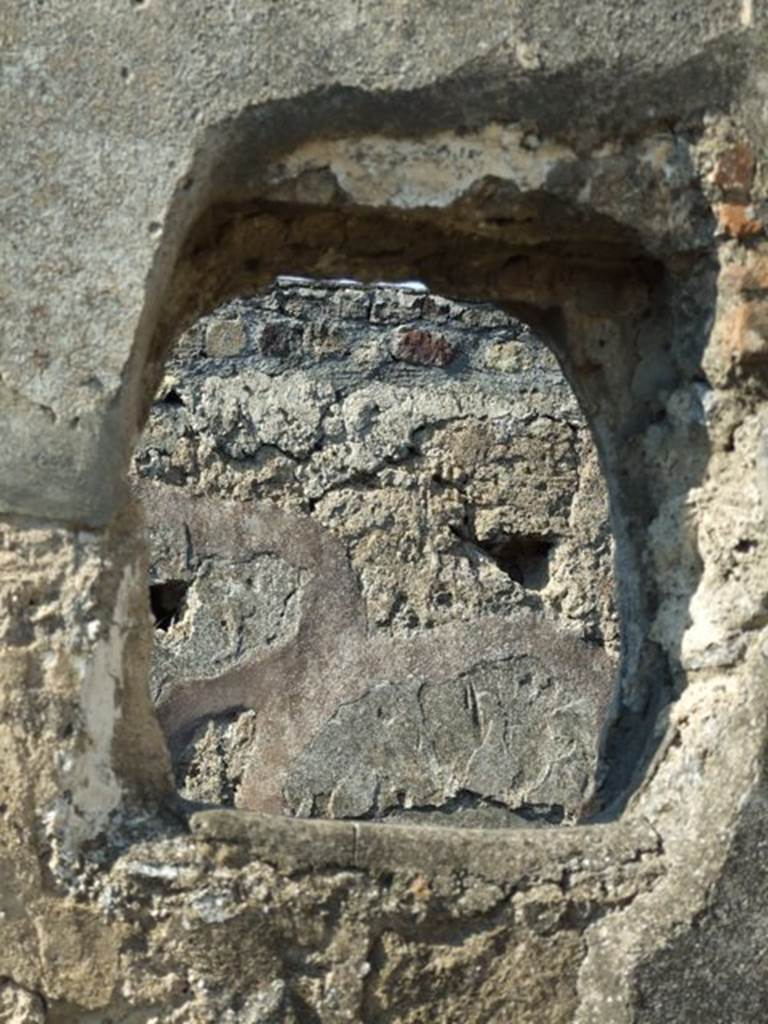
[260,320,305,357]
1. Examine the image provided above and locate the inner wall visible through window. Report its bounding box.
[131,277,619,827]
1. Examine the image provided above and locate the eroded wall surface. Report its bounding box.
[2,2,768,1021]
[133,281,616,823]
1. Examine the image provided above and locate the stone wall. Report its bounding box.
[133,280,617,823]
[2,4,768,1020]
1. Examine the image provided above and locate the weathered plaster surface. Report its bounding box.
[1,1,768,1020]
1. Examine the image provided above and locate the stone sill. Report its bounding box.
[190,809,662,883]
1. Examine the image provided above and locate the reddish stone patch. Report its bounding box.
[393,328,458,367]
[741,253,768,293]
[715,203,764,240]
[720,300,768,363]
[720,251,768,295]
[714,142,755,199]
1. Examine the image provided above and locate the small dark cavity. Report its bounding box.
[149,579,190,631]
[376,789,565,829]
[159,388,185,407]
[515,802,565,825]
[735,538,756,553]
[477,532,555,590]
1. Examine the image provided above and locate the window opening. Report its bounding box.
[132,277,618,826]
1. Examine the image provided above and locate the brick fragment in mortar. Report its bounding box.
[391,327,458,366]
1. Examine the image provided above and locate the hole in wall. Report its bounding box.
[476,533,555,591]
[159,387,185,407]
[132,275,620,827]
[149,580,190,632]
